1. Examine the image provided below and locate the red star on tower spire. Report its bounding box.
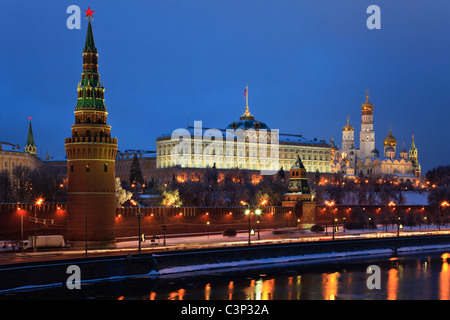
[85,8,95,19]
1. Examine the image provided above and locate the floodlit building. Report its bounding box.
[332,91,421,184]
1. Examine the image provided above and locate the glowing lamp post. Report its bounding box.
[255,208,262,240]
[440,201,449,231]
[245,209,251,245]
[325,200,336,240]
[131,199,143,253]
[397,217,403,237]
[388,201,396,232]
[17,205,24,254]
[33,198,44,252]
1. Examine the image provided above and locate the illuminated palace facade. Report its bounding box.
[155,101,332,184]
[331,91,421,184]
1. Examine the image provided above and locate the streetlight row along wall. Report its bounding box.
[115,205,293,218]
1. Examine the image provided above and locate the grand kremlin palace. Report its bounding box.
[152,105,332,184]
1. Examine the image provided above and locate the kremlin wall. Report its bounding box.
[0,202,435,245]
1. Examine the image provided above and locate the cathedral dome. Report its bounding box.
[370,149,380,158]
[342,116,354,131]
[226,119,270,130]
[226,105,270,130]
[399,142,408,159]
[361,91,373,111]
[383,127,397,147]
[385,146,395,159]
[342,124,354,131]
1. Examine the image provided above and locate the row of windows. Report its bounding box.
[158,142,328,153]
[77,88,104,99]
[156,159,330,172]
[70,163,108,173]
[158,146,329,158]
[83,54,98,64]
[81,73,99,81]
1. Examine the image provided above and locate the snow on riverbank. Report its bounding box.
[154,243,450,276]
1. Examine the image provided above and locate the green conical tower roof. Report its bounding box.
[410,134,416,150]
[26,119,35,146]
[84,18,97,53]
[25,117,37,156]
[76,18,105,111]
[293,155,306,169]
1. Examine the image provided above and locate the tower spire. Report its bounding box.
[409,134,420,178]
[83,8,96,53]
[244,84,250,116]
[77,16,105,111]
[240,84,254,120]
[25,117,37,156]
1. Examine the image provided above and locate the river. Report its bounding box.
[2,249,450,300]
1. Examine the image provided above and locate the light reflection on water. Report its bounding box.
[4,250,450,300]
[155,251,450,301]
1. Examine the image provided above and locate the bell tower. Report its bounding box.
[65,14,118,248]
[359,90,375,159]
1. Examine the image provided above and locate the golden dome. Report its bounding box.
[342,115,354,131]
[383,127,397,146]
[361,90,373,111]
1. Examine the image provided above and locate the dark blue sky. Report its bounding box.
[0,1,449,173]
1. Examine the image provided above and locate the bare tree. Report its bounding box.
[11,166,33,203]
[0,170,12,203]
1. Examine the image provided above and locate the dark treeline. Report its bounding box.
[144,167,289,207]
[0,164,66,204]
[311,172,411,206]
[426,165,450,205]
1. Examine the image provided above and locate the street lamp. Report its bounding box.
[440,201,449,231]
[397,217,403,237]
[34,198,43,252]
[388,201,396,232]
[17,205,24,254]
[325,200,335,240]
[162,200,173,246]
[255,208,262,240]
[245,209,251,245]
[131,199,143,253]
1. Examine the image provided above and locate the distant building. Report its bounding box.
[331,90,421,185]
[115,150,156,183]
[0,118,41,174]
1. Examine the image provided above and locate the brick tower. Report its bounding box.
[65,16,118,248]
[282,156,316,228]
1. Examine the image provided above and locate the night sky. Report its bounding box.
[0,1,449,173]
